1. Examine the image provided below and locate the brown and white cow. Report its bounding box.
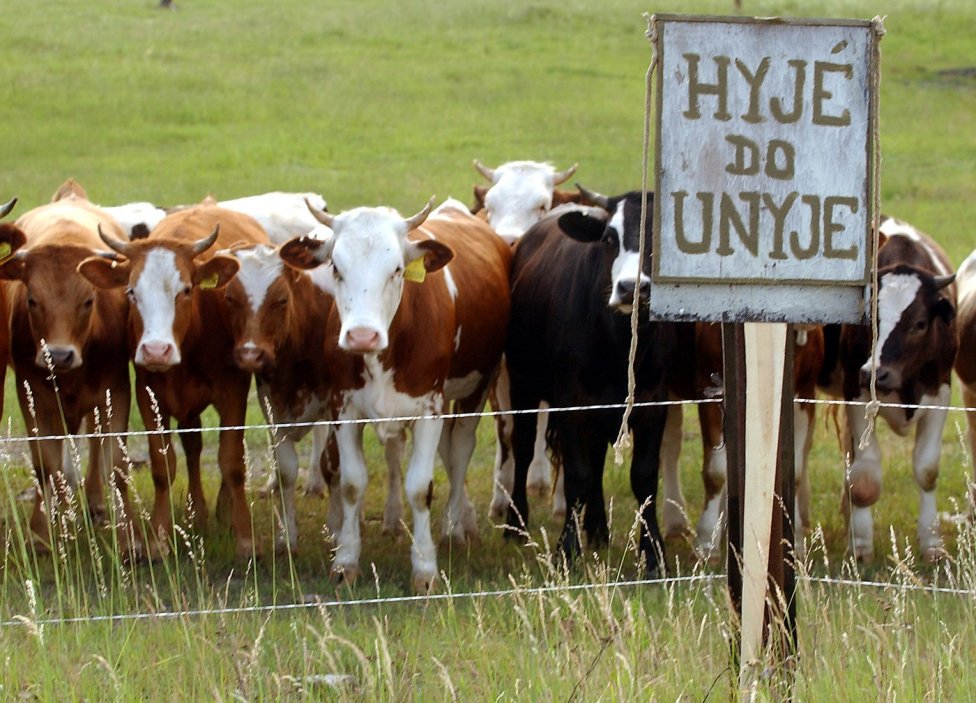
[0,181,136,552]
[820,216,956,562]
[79,200,268,559]
[470,160,580,520]
[281,197,511,593]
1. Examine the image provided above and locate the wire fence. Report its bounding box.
[1,392,974,630]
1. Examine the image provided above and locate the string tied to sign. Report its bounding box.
[858,15,886,452]
[613,13,658,465]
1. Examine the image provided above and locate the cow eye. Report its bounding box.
[331,264,343,283]
[915,319,928,332]
[126,288,136,302]
[26,296,37,309]
[83,298,94,309]
[272,297,288,309]
[182,285,192,296]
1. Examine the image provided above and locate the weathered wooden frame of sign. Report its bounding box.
[650,15,879,324]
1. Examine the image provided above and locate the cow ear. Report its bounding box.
[78,256,131,289]
[280,236,330,270]
[557,208,609,243]
[471,185,488,214]
[932,297,955,324]
[193,255,239,290]
[0,256,25,282]
[406,239,454,273]
[130,223,151,240]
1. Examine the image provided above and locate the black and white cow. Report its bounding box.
[504,190,676,575]
[821,216,957,562]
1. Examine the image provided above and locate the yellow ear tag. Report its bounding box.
[199,272,220,289]
[404,257,427,283]
[0,243,11,264]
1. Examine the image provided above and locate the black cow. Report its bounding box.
[504,190,676,576]
[820,216,956,562]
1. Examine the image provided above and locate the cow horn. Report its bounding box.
[933,273,956,290]
[305,197,334,228]
[553,163,578,185]
[0,197,17,219]
[404,197,435,231]
[473,159,496,182]
[576,183,609,209]
[97,223,130,255]
[190,224,220,255]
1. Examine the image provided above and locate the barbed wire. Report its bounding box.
[4,570,976,630]
[0,394,974,446]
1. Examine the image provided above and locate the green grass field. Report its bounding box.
[1,0,975,698]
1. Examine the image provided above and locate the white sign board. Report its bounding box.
[650,16,878,323]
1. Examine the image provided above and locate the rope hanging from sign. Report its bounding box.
[857,15,887,452]
[613,14,658,465]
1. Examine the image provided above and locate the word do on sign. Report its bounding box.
[651,16,879,324]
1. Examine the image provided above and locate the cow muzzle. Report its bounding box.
[859,364,901,393]
[611,278,651,311]
[36,344,82,372]
[234,344,273,373]
[136,340,180,371]
[342,326,385,353]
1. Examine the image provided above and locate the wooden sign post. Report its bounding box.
[647,14,880,693]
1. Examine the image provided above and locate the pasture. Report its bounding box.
[0,0,975,698]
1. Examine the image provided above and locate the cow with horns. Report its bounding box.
[79,199,268,559]
[280,197,511,593]
[504,188,676,576]
[470,159,581,522]
[0,196,26,421]
[819,216,957,562]
[1,180,137,552]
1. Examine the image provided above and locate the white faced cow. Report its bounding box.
[470,159,580,522]
[823,217,957,562]
[281,197,511,593]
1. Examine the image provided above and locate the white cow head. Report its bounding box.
[472,160,577,244]
[280,198,453,353]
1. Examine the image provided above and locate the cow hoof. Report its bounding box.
[332,564,361,587]
[526,478,552,498]
[382,521,405,541]
[87,504,108,527]
[412,571,437,595]
[487,500,508,520]
[662,508,692,539]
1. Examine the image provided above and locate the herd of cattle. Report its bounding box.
[0,160,972,592]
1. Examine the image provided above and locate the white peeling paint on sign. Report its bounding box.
[650,15,878,323]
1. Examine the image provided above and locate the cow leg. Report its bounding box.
[913,387,950,562]
[793,400,815,561]
[694,401,727,564]
[551,462,566,520]
[271,433,300,554]
[659,403,690,539]
[505,408,536,541]
[75,414,108,526]
[405,416,444,594]
[100,388,142,558]
[304,425,330,498]
[489,361,515,519]
[26,436,67,552]
[333,421,367,586]
[581,437,609,548]
[558,434,590,566]
[382,430,405,538]
[216,421,253,559]
[179,417,208,531]
[631,407,669,578]
[144,423,178,560]
[439,411,480,544]
[526,405,553,497]
[842,397,882,562]
[322,431,343,538]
